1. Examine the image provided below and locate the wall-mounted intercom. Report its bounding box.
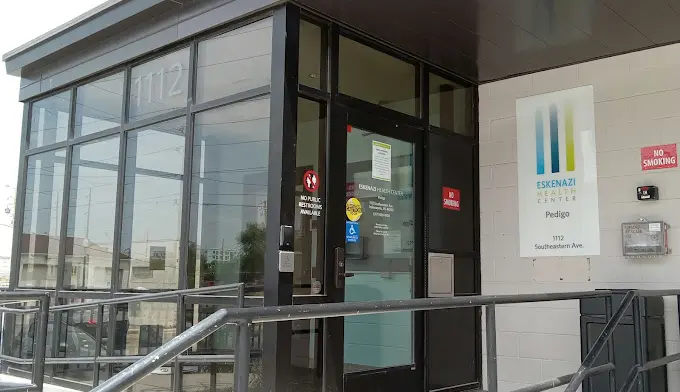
[637,186,659,201]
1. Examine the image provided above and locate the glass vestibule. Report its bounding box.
[11,14,275,390]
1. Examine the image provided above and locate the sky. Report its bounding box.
[0,0,107,257]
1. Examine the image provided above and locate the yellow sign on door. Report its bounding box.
[345,198,362,221]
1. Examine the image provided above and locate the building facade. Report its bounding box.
[2,1,478,392]
[4,1,680,392]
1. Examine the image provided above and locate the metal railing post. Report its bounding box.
[605,295,616,392]
[174,294,186,392]
[233,284,247,392]
[486,304,498,392]
[234,320,252,392]
[32,295,50,392]
[631,296,645,392]
[93,304,105,387]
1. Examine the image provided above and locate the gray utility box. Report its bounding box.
[580,291,666,392]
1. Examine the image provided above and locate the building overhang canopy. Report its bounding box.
[4,0,680,84]
[298,0,680,83]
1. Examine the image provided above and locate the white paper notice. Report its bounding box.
[384,230,402,254]
[649,223,661,232]
[372,141,392,181]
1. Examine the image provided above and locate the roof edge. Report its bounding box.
[2,0,126,62]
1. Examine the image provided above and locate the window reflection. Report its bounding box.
[291,319,322,391]
[196,18,273,104]
[428,73,473,136]
[112,302,176,392]
[113,302,176,355]
[119,118,185,290]
[339,37,417,116]
[294,99,326,295]
[188,97,270,293]
[20,150,66,288]
[183,303,264,391]
[75,73,124,137]
[128,48,190,122]
[299,20,324,90]
[53,300,108,384]
[29,91,71,149]
[63,137,120,290]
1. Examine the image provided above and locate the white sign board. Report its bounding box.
[371,141,392,181]
[516,85,600,257]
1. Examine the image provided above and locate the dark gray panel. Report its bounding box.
[36,26,180,96]
[15,0,277,101]
[177,0,278,39]
[600,0,680,44]
[38,6,181,81]
[4,0,170,75]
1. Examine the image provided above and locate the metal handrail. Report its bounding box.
[0,283,248,390]
[93,290,615,392]
[51,282,245,311]
[565,289,680,392]
[0,292,50,392]
[17,287,680,392]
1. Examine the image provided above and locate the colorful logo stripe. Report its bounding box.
[549,104,560,173]
[535,103,576,175]
[535,109,545,175]
[565,104,575,172]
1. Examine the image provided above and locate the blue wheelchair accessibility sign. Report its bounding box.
[346,221,359,243]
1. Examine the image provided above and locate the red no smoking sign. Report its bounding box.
[442,187,460,211]
[303,170,320,192]
[641,144,678,171]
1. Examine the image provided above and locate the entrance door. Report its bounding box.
[325,107,423,392]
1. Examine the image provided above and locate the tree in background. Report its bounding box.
[237,222,266,285]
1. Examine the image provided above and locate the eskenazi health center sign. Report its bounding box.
[516,85,600,257]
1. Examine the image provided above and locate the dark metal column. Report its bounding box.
[263,4,300,392]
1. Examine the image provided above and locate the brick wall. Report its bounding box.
[479,43,680,392]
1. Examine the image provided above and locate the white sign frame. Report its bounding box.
[516,85,600,257]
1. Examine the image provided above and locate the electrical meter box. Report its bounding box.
[622,221,669,257]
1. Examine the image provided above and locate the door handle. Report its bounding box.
[334,247,346,288]
[343,273,355,278]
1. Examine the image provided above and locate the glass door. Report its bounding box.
[325,107,422,392]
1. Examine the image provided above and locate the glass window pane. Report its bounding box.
[20,149,66,288]
[294,99,325,295]
[344,130,415,371]
[299,20,323,90]
[339,37,417,116]
[183,303,264,391]
[196,18,273,104]
[113,302,176,361]
[128,48,190,122]
[291,319,322,390]
[75,73,124,137]
[119,118,185,290]
[188,97,270,292]
[52,299,108,383]
[429,73,473,136]
[29,91,71,149]
[63,136,120,290]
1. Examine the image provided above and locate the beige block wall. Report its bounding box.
[479,43,680,391]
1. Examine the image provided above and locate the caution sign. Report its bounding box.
[345,198,362,221]
[303,170,319,192]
